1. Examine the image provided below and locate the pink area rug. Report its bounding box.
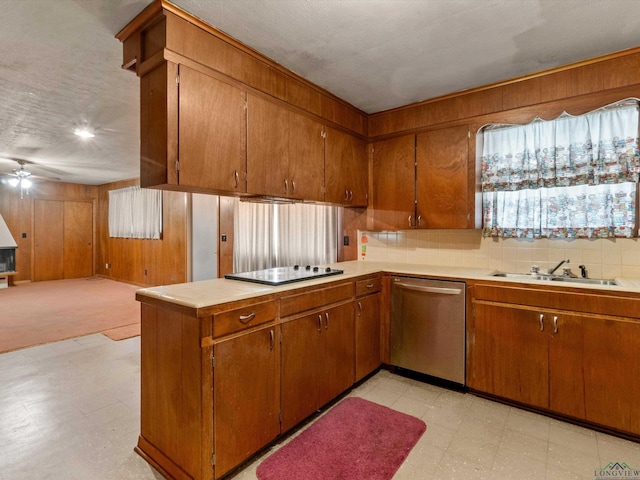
[256,397,426,480]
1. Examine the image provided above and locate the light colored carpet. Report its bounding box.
[0,277,140,353]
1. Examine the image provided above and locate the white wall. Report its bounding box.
[358,229,640,280]
[191,194,219,281]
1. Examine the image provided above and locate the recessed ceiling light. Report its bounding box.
[74,128,95,138]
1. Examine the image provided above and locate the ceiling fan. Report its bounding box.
[7,160,33,199]
[2,159,61,199]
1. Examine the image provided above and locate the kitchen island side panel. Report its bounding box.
[138,303,210,480]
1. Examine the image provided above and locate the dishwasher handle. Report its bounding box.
[394,282,462,295]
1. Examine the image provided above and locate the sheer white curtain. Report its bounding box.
[233,199,338,272]
[108,186,162,239]
[277,203,338,266]
[233,201,276,271]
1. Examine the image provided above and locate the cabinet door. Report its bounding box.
[179,65,247,193]
[372,135,416,230]
[247,94,289,197]
[34,200,64,281]
[416,125,470,228]
[289,111,325,201]
[281,314,324,432]
[355,294,381,382]
[582,316,640,435]
[318,302,355,407]
[548,313,586,419]
[214,326,280,477]
[472,303,549,409]
[325,127,368,206]
[63,201,93,279]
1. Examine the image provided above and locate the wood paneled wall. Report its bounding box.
[368,48,640,139]
[0,181,97,283]
[96,179,189,286]
[0,178,189,286]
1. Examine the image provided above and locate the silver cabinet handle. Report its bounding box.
[234,170,239,188]
[269,329,274,350]
[408,215,413,227]
[317,314,322,332]
[395,283,461,295]
[239,312,255,324]
[325,312,329,329]
[553,316,558,334]
[284,179,288,194]
[539,314,544,332]
[348,190,353,202]
[417,215,422,227]
[291,180,295,193]
[357,301,362,317]
[366,283,374,289]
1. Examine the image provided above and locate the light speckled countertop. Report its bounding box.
[136,260,640,310]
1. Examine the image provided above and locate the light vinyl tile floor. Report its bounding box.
[1,334,639,480]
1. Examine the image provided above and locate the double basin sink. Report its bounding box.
[492,272,617,286]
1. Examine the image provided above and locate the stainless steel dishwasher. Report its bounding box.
[390,276,466,385]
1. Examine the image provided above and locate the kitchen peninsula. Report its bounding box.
[136,260,640,480]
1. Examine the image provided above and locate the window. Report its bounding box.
[480,99,640,238]
[233,199,338,272]
[108,186,162,239]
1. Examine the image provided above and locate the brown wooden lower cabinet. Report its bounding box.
[213,325,280,477]
[136,276,382,480]
[281,302,355,432]
[470,302,549,410]
[355,276,382,381]
[470,283,640,437]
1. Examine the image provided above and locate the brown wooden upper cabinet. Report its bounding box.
[416,125,471,229]
[373,125,474,229]
[178,65,247,193]
[372,134,416,230]
[247,94,325,201]
[325,127,368,207]
[140,62,247,193]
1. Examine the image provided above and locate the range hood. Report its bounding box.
[0,214,17,276]
[240,195,298,205]
[0,214,17,248]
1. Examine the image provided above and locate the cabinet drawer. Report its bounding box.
[280,282,354,318]
[473,283,640,318]
[213,301,277,337]
[356,276,382,297]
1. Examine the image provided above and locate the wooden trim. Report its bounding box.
[116,0,368,138]
[115,1,164,41]
[135,436,192,480]
[155,1,367,120]
[370,45,640,119]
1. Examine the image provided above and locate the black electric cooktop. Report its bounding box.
[225,265,344,286]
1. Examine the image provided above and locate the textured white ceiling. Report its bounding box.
[1,0,640,185]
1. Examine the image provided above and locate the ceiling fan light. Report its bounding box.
[21,178,32,189]
[8,178,19,187]
[74,128,95,138]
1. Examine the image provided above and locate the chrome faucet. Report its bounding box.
[548,258,570,275]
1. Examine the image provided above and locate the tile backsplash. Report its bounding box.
[357,230,640,280]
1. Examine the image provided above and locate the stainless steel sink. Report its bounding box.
[550,276,617,286]
[492,272,616,286]
[491,273,553,281]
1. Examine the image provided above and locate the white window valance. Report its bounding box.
[108,186,162,239]
[481,99,640,238]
